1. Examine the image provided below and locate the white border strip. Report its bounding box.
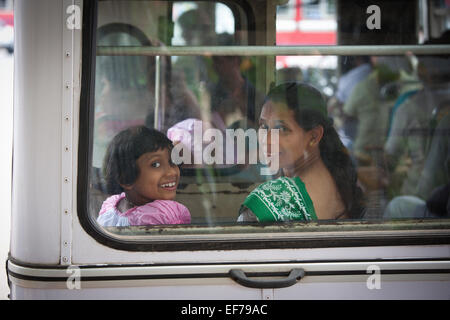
[8,260,450,279]
[60,0,76,266]
[7,260,450,289]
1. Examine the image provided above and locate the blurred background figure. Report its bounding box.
[384,113,450,219]
[276,67,303,84]
[342,55,416,166]
[341,55,418,217]
[327,56,372,150]
[172,7,218,103]
[384,54,450,198]
[209,33,262,131]
[384,32,450,200]
[178,8,217,46]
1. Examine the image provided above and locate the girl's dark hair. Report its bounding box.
[265,82,364,219]
[102,126,174,194]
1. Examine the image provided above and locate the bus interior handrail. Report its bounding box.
[96,44,450,56]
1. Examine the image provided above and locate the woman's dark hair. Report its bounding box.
[103,126,174,194]
[264,82,364,219]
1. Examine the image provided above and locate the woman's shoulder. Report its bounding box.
[243,176,316,222]
[251,176,306,193]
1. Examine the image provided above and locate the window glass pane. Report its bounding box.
[325,54,449,220]
[88,0,450,240]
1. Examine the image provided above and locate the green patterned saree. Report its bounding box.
[241,177,317,222]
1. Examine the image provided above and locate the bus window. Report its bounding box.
[80,0,450,248]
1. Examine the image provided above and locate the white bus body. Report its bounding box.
[7,0,450,300]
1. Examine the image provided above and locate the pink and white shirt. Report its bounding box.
[97,193,191,226]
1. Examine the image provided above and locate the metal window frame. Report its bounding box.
[78,0,450,252]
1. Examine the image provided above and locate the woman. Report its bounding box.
[238,82,364,222]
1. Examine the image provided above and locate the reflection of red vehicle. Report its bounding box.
[276,0,336,68]
[0,10,13,54]
[276,0,336,45]
[0,10,13,26]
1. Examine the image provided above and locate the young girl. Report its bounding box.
[97,126,191,226]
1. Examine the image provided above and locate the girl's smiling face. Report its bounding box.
[259,100,320,174]
[122,148,180,205]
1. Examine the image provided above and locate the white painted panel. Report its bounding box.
[11,282,262,300]
[11,278,450,300]
[274,279,450,300]
[11,0,64,264]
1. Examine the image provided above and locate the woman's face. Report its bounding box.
[123,148,180,205]
[259,100,315,173]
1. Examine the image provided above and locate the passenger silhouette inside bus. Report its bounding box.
[174,7,260,132]
[97,126,191,227]
[342,56,415,166]
[384,54,450,199]
[327,55,372,150]
[238,82,364,222]
[340,55,419,218]
[382,32,450,218]
[172,7,218,103]
[384,112,450,219]
[209,33,263,132]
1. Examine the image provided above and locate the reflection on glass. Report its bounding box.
[91,52,450,226]
[89,0,450,232]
